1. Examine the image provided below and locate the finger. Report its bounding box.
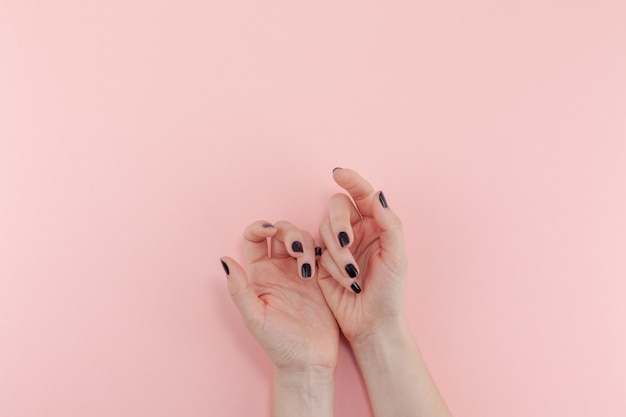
[243,220,276,264]
[270,220,304,259]
[300,231,316,279]
[317,244,351,310]
[316,260,343,308]
[372,190,406,259]
[319,218,361,291]
[220,257,264,327]
[317,255,347,310]
[272,221,314,279]
[328,193,361,249]
[314,238,323,260]
[313,237,323,280]
[319,247,362,294]
[332,168,377,218]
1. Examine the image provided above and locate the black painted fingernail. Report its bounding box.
[351,282,361,294]
[302,263,312,279]
[315,247,322,257]
[220,259,229,275]
[338,232,350,247]
[292,241,303,253]
[379,191,388,208]
[262,222,275,228]
[345,263,358,278]
[333,167,342,173]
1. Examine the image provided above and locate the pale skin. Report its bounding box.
[221,168,452,417]
[222,220,338,417]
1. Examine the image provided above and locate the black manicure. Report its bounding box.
[333,167,342,173]
[345,263,358,278]
[379,191,388,208]
[220,259,230,275]
[351,282,361,294]
[302,263,312,279]
[338,232,350,247]
[315,247,322,257]
[292,241,303,253]
[262,222,275,228]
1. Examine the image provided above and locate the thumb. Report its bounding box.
[220,257,264,327]
[371,191,406,259]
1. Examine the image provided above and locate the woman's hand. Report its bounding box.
[317,168,408,344]
[221,220,339,372]
[317,169,451,417]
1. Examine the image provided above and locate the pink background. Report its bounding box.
[1,0,625,416]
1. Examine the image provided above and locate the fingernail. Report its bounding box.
[345,263,358,278]
[379,191,388,208]
[262,222,275,228]
[351,282,361,294]
[338,232,350,247]
[292,241,303,253]
[220,259,230,275]
[333,167,342,173]
[302,263,312,279]
[315,247,322,257]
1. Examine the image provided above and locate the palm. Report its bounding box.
[318,217,406,342]
[248,257,339,369]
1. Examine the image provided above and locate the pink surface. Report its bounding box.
[1,1,625,416]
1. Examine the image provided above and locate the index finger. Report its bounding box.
[332,168,377,217]
[243,220,277,264]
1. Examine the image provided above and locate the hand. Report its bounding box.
[317,168,408,344]
[221,220,339,371]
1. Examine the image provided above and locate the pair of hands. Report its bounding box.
[221,168,408,372]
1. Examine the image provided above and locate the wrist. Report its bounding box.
[273,364,336,382]
[348,315,452,417]
[272,365,335,417]
[349,313,410,353]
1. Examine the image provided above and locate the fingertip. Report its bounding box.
[372,190,399,233]
[261,221,278,237]
[220,256,240,273]
[371,190,406,255]
[328,193,359,247]
[345,263,359,279]
[273,220,306,258]
[378,191,389,208]
[338,231,351,248]
[220,257,230,275]
[221,257,247,296]
[244,220,277,240]
[318,249,362,294]
[300,231,316,280]
[301,262,312,279]
[291,240,304,253]
[331,169,378,217]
